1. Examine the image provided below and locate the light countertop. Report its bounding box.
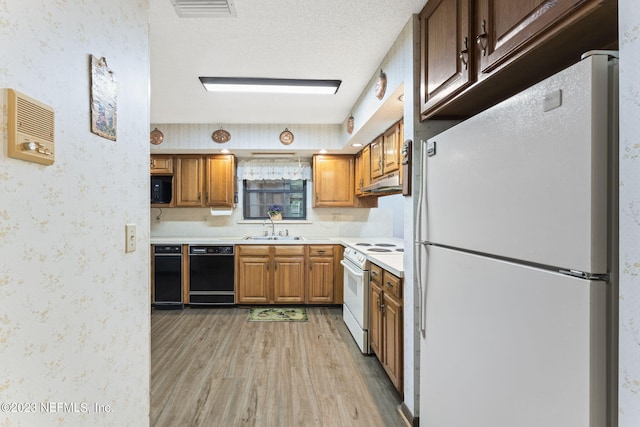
[367,253,404,277]
[150,236,406,275]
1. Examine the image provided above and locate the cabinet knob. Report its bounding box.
[386,281,393,289]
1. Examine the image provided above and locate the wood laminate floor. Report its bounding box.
[151,306,408,427]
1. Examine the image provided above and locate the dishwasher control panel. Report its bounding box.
[189,245,234,255]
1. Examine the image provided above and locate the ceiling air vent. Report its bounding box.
[171,0,237,18]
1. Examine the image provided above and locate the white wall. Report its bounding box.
[0,1,150,426]
[618,1,640,425]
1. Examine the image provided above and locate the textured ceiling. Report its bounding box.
[150,0,427,124]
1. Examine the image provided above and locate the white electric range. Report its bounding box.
[340,238,404,353]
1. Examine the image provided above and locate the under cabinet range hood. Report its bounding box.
[362,173,402,193]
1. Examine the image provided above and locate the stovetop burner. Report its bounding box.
[368,248,392,253]
[396,248,404,252]
[374,243,395,247]
[356,243,372,246]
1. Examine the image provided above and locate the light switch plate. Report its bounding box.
[125,224,137,253]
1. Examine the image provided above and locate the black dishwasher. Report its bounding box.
[188,245,235,305]
[153,245,183,309]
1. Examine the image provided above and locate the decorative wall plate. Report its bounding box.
[347,115,354,134]
[212,128,231,143]
[375,69,387,100]
[279,128,294,145]
[150,128,164,145]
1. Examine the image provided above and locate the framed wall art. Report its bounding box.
[90,55,117,141]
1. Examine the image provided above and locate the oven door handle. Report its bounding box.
[340,260,365,278]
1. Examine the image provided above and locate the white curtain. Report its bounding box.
[237,159,312,181]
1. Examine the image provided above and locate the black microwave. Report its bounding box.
[151,176,172,204]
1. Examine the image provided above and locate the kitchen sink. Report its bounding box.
[243,236,305,241]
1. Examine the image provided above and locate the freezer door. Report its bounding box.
[423,54,614,274]
[419,245,607,427]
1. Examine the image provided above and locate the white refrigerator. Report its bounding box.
[416,52,618,427]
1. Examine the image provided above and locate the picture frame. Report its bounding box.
[90,55,117,141]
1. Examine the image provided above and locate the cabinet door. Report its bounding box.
[362,145,372,191]
[150,155,173,174]
[419,0,474,114]
[383,293,403,393]
[307,256,334,303]
[273,256,305,304]
[175,156,204,207]
[476,0,583,77]
[370,136,384,179]
[370,281,383,358]
[355,150,364,196]
[236,255,270,304]
[382,124,400,174]
[204,155,235,207]
[312,155,355,207]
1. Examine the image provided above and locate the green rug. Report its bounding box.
[248,307,308,322]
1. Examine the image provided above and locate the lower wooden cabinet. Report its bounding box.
[236,245,305,304]
[236,244,343,305]
[306,245,335,304]
[369,263,403,394]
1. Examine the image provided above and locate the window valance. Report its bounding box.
[237,159,312,181]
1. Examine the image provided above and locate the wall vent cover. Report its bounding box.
[7,89,55,165]
[171,0,237,18]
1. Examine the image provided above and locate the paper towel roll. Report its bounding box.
[210,208,232,216]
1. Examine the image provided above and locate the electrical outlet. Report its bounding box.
[125,224,137,253]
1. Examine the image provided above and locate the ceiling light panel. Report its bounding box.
[199,77,341,95]
[172,0,237,18]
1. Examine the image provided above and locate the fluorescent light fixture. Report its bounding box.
[351,143,363,147]
[251,152,295,158]
[199,77,341,95]
[318,149,328,154]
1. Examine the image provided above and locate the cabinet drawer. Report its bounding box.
[308,245,335,257]
[370,263,383,285]
[237,245,270,256]
[274,245,305,256]
[383,271,402,300]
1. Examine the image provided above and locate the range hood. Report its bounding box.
[362,173,402,193]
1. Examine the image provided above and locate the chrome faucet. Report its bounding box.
[263,216,275,236]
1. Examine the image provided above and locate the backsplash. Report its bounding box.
[151,191,405,239]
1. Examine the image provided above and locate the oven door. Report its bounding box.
[341,258,370,353]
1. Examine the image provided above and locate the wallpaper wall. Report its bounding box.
[619,2,640,425]
[0,1,150,426]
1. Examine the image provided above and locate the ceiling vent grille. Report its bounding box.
[171,0,237,18]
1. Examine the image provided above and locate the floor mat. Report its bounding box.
[248,307,308,322]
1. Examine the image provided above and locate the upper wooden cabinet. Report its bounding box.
[313,155,355,207]
[382,122,401,174]
[204,155,235,207]
[420,0,618,119]
[150,155,173,175]
[355,145,372,196]
[419,0,473,116]
[370,136,384,179]
[175,156,204,207]
[370,120,403,180]
[172,154,235,208]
